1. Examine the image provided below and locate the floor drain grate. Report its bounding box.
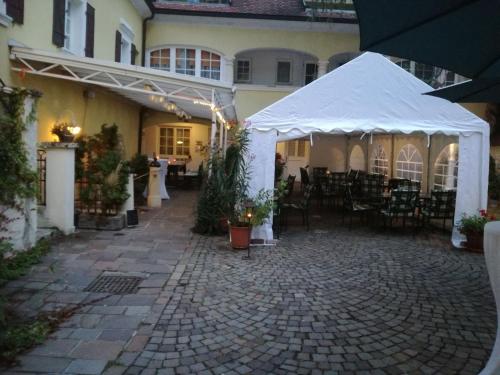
[84,275,143,294]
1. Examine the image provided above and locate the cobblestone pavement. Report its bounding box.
[134,228,496,375]
[2,192,497,375]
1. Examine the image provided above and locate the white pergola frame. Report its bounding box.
[10,47,236,150]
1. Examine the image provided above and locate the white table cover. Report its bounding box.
[143,159,170,200]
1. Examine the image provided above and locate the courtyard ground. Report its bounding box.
[0,190,496,375]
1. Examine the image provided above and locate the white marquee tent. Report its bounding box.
[245,52,489,245]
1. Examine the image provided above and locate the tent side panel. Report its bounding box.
[248,129,277,242]
[453,132,490,247]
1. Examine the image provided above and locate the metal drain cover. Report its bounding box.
[84,275,143,294]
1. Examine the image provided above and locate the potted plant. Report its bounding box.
[229,189,275,249]
[458,210,498,252]
[52,122,80,142]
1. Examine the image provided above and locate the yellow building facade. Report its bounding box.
[0,0,490,168]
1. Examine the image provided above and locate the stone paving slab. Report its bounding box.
[1,191,197,374]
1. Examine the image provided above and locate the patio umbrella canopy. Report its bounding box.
[354,0,500,79]
[426,78,500,103]
[245,53,490,246]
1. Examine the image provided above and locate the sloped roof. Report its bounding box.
[153,0,357,22]
[246,52,488,139]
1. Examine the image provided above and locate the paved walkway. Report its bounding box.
[2,192,497,374]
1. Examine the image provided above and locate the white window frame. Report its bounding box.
[63,0,87,56]
[433,143,459,191]
[147,46,223,81]
[0,0,11,27]
[158,126,192,158]
[235,59,251,83]
[119,19,135,65]
[276,59,292,85]
[286,140,306,158]
[371,144,389,176]
[304,62,318,86]
[200,50,221,80]
[394,58,458,88]
[396,144,424,181]
[149,48,170,71]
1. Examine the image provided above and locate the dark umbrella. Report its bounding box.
[354,0,500,79]
[425,78,500,102]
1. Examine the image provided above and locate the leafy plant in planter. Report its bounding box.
[458,209,498,251]
[75,124,130,218]
[194,127,250,235]
[51,122,76,142]
[229,189,275,249]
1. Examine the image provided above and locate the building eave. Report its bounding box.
[129,0,154,18]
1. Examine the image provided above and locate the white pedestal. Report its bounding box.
[122,174,135,213]
[147,166,162,208]
[480,222,500,375]
[41,142,77,235]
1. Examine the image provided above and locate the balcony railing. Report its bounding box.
[303,0,355,12]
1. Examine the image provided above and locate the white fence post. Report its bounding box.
[41,142,77,235]
[147,166,162,208]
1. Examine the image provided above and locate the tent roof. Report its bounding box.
[245,52,488,140]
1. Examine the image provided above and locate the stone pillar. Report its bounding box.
[223,56,235,85]
[479,222,500,375]
[42,142,77,235]
[317,60,329,77]
[147,166,162,208]
[121,174,135,213]
[2,94,39,250]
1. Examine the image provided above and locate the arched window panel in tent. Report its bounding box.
[349,145,365,171]
[371,144,388,176]
[433,143,459,191]
[396,144,423,181]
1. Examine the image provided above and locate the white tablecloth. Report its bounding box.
[143,159,170,200]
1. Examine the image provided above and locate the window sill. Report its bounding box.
[0,13,12,28]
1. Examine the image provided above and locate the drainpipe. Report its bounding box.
[141,11,155,67]
[138,107,146,154]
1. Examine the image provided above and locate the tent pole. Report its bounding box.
[426,135,432,193]
[390,134,395,178]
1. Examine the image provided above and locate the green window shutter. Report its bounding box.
[85,4,95,58]
[52,0,65,47]
[115,30,122,63]
[6,0,24,24]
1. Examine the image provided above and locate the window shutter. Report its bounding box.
[115,30,122,63]
[52,0,66,48]
[6,0,24,24]
[131,44,137,65]
[85,4,95,58]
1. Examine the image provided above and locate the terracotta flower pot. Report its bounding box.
[465,232,484,253]
[229,225,251,250]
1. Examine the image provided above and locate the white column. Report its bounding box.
[3,95,38,250]
[453,132,490,246]
[247,129,277,242]
[479,222,500,375]
[223,56,235,85]
[317,60,329,77]
[147,166,162,208]
[43,142,77,235]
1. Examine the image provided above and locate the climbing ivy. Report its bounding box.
[0,88,39,237]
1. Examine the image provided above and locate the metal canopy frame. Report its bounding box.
[10,47,236,123]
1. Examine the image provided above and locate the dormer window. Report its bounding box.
[148,46,223,81]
